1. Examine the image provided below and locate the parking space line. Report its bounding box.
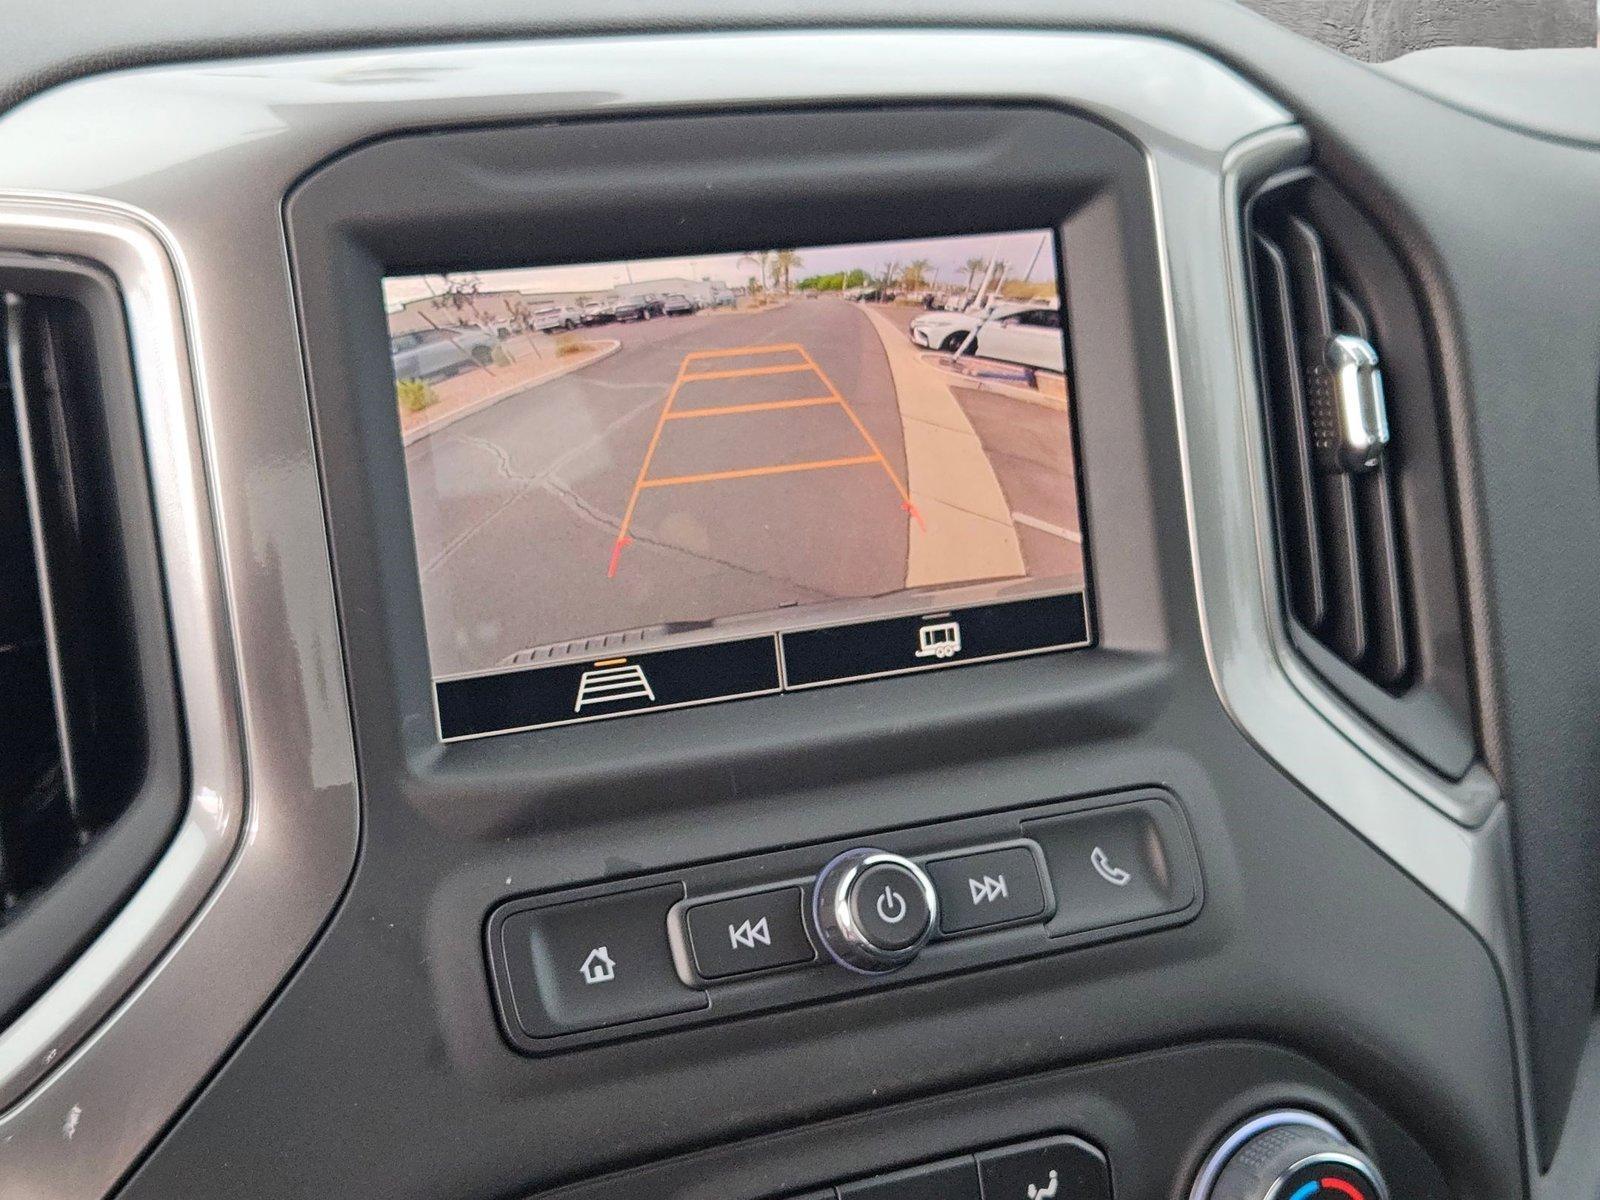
[639,456,878,489]
[665,396,837,420]
[609,340,921,576]
[679,362,815,383]
[1011,511,1082,543]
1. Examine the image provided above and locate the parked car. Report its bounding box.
[580,301,615,325]
[612,297,655,322]
[389,326,497,380]
[908,301,1027,352]
[531,304,582,332]
[908,301,1066,373]
[661,293,697,316]
[972,305,1066,372]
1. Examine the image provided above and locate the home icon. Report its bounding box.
[579,946,616,985]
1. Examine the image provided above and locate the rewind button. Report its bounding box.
[685,887,816,980]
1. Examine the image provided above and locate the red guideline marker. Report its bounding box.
[902,499,927,532]
[607,535,633,578]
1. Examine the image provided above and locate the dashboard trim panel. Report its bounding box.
[0,28,1519,1198]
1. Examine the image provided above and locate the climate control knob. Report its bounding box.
[1191,1111,1387,1200]
[812,848,937,973]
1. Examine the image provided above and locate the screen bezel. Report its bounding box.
[286,103,1171,811]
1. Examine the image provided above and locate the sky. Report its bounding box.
[382,228,1055,308]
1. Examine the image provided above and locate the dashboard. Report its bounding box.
[0,6,1598,1200]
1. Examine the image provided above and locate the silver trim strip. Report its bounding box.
[0,202,246,1113]
[0,198,358,1195]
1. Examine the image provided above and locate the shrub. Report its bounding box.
[396,377,438,414]
[554,333,588,357]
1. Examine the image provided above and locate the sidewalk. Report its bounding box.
[858,304,1024,589]
[400,338,620,446]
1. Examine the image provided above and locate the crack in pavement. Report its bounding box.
[422,387,669,575]
[538,470,843,601]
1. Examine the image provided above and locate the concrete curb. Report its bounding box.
[916,352,1069,412]
[858,304,1024,590]
[401,339,622,447]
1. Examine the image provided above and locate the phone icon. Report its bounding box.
[1090,845,1132,887]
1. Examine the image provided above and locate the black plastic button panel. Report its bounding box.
[493,885,708,1039]
[925,845,1049,934]
[686,887,816,979]
[486,789,1200,1055]
[1025,800,1193,938]
[977,1135,1111,1200]
[836,1155,979,1199]
[788,1134,1108,1200]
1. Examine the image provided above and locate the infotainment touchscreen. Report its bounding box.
[385,229,1090,739]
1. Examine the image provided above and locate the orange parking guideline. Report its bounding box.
[640,456,877,489]
[679,362,814,383]
[793,346,924,532]
[679,342,806,361]
[664,396,837,421]
[607,356,692,577]
[607,341,925,577]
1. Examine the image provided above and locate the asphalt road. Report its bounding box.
[406,300,915,676]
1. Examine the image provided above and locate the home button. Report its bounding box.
[497,884,708,1038]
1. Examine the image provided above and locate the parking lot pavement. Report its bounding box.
[406,300,916,675]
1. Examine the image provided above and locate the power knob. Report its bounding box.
[1191,1110,1387,1200]
[812,848,937,973]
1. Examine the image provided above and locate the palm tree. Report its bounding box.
[739,251,773,294]
[773,249,803,293]
[962,256,986,291]
[903,258,933,291]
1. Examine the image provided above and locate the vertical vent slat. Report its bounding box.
[1252,233,1327,630]
[1332,284,1410,686]
[1280,216,1369,665]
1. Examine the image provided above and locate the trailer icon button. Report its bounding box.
[914,617,962,659]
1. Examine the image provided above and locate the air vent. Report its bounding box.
[0,256,181,1027]
[1245,171,1475,778]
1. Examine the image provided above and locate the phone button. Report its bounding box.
[1023,798,1198,936]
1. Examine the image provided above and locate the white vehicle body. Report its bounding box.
[389,326,497,380]
[915,300,1062,366]
[972,305,1066,372]
[532,304,582,331]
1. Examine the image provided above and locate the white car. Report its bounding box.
[909,301,1066,373]
[531,304,583,332]
[971,305,1067,372]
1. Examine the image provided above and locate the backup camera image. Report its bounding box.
[386,229,1088,733]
